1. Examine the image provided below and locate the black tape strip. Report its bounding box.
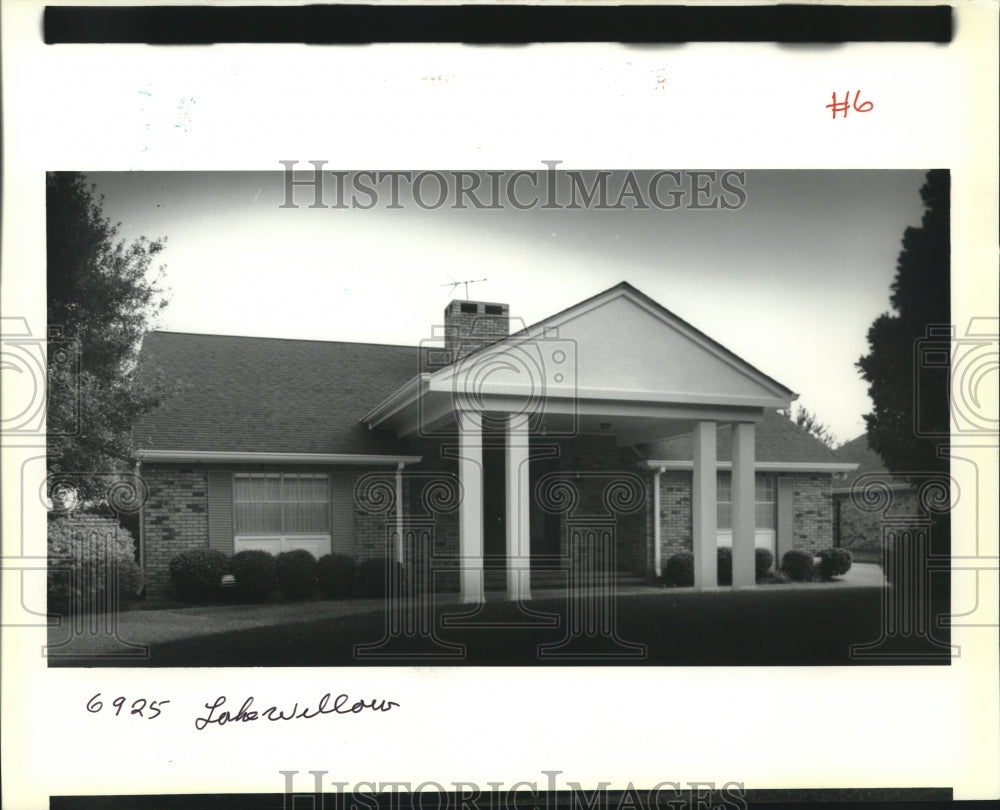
[44,5,954,45]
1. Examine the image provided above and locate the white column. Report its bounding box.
[506,415,531,600]
[458,410,484,603]
[731,421,756,587]
[692,421,718,589]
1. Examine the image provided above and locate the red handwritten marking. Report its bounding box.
[827,90,874,119]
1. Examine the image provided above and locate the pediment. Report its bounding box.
[433,284,794,409]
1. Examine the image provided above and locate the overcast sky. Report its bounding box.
[83,169,929,444]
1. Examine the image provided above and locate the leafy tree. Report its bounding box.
[856,170,950,476]
[47,172,170,504]
[780,405,836,448]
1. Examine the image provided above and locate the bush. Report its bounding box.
[48,518,142,615]
[355,557,405,598]
[317,553,355,598]
[276,549,318,599]
[716,546,733,585]
[663,552,694,587]
[169,548,230,601]
[755,547,774,579]
[817,547,853,580]
[229,550,278,601]
[780,549,815,582]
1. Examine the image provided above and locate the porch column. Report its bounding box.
[506,414,531,600]
[458,410,484,604]
[692,420,718,589]
[731,421,756,587]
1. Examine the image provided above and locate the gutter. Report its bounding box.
[395,461,406,565]
[639,460,859,474]
[652,466,665,578]
[136,450,422,465]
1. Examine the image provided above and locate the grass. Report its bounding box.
[52,585,951,668]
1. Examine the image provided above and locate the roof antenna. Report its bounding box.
[441,274,487,300]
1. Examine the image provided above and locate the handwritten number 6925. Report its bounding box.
[87,693,169,719]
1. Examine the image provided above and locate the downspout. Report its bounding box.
[653,466,665,578]
[135,460,145,578]
[394,462,406,565]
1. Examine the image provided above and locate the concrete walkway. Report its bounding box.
[46,563,885,659]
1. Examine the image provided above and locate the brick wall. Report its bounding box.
[141,465,209,596]
[651,470,835,573]
[835,485,918,552]
[544,434,647,577]
[789,473,835,553]
[653,470,694,574]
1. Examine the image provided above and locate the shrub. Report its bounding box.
[716,547,733,585]
[781,549,815,582]
[663,552,694,587]
[817,547,853,580]
[169,548,229,601]
[317,553,355,598]
[755,547,774,579]
[229,549,278,601]
[276,549,318,599]
[48,518,142,615]
[355,557,405,598]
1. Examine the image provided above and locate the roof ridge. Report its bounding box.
[145,330,419,350]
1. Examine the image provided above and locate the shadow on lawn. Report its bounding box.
[52,586,952,667]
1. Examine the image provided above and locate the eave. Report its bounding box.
[136,450,422,465]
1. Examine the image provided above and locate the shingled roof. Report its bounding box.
[643,409,840,464]
[134,331,419,456]
[833,433,911,490]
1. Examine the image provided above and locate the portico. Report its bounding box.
[362,283,795,604]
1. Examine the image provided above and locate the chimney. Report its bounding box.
[444,300,510,362]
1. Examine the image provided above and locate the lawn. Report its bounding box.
[52,585,952,667]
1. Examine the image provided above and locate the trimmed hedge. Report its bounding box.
[229,549,278,601]
[817,547,853,580]
[716,547,733,586]
[755,547,774,579]
[169,548,229,601]
[780,549,815,582]
[317,553,355,599]
[48,518,142,615]
[663,552,694,587]
[277,549,318,599]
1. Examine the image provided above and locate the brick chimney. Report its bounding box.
[444,300,510,362]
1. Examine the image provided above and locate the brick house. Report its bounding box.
[832,434,919,561]
[134,282,855,599]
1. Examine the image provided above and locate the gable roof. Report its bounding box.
[514,281,796,401]
[134,331,419,457]
[643,409,843,466]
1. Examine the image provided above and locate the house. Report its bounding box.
[134,282,856,600]
[832,434,919,562]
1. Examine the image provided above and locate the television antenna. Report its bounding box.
[441,275,487,300]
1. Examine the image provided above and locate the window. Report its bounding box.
[234,473,329,536]
[717,474,776,530]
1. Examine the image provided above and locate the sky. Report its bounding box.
[84,169,930,445]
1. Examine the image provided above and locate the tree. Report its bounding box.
[856,170,950,476]
[47,172,170,504]
[780,405,836,448]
